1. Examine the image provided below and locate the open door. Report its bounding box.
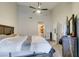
[38,21,45,37]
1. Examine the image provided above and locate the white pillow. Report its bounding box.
[7,34,17,37]
[0,35,8,40]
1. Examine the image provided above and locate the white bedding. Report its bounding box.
[0,35,52,57]
[0,36,28,52]
[31,36,52,53]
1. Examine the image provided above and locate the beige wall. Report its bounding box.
[51,2,73,41]
[72,2,79,15]
[0,3,17,33]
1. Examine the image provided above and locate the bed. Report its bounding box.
[0,24,55,57]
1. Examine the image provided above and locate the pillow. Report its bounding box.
[7,34,17,37]
[0,35,8,40]
[0,34,18,40]
[19,34,26,36]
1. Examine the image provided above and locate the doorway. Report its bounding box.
[38,21,45,37]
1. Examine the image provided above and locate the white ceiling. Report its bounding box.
[17,2,59,10]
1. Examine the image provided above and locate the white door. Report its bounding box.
[56,23,62,43]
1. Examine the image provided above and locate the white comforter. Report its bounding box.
[31,36,52,53]
[0,35,51,53]
[0,36,28,52]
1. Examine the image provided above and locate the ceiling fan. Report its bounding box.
[29,2,48,14]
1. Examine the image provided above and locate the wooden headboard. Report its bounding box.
[0,24,14,35]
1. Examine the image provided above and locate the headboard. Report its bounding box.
[0,24,14,35]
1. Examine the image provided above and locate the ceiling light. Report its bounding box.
[36,10,41,14]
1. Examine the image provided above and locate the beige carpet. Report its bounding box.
[49,41,62,57]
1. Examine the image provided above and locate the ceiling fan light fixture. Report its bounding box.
[36,10,41,14]
[29,2,48,14]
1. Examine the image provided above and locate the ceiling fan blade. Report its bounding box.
[41,9,48,10]
[33,11,36,13]
[29,6,36,9]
